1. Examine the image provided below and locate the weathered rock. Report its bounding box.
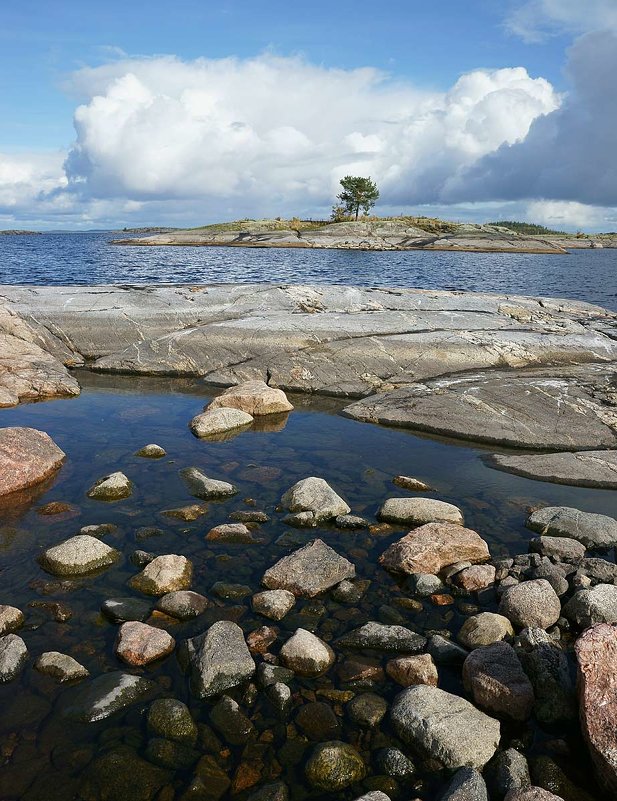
[161,503,208,521]
[209,380,293,416]
[34,651,89,682]
[331,578,371,604]
[378,497,463,526]
[564,584,617,628]
[190,407,253,438]
[87,471,133,501]
[0,427,66,495]
[185,620,255,699]
[504,789,565,801]
[499,580,561,629]
[575,623,617,794]
[346,692,388,727]
[229,509,270,524]
[530,756,595,801]
[252,590,296,621]
[247,625,277,655]
[440,767,488,801]
[279,628,334,676]
[577,557,617,584]
[0,634,27,682]
[485,748,531,799]
[380,523,489,575]
[529,536,586,562]
[428,633,469,664]
[386,653,438,686]
[0,605,24,635]
[280,477,350,522]
[374,747,416,783]
[296,701,341,740]
[63,671,157,722]
[80,746,170,801]
[145,737,199,770]
[338,621,426,653]
[463,642,534,721]
[453,564,496,592]
[180,466,237,499]
[101,596,153,623]
[206,522,260,543]
[526,506,617,549]
[147,698,198,743]
[262,539,355,598]
[518,642,576,724]
[40,534,120,576]
[390,685,500,770]
[129,554,192,596]
[135,443,166,458]
[490,450,617,489]
[115,621,175,666]
[305,740,366,791]
[156,590,208,620]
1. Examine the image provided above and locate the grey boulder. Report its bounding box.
[526,506,617,550]
[262,539,355,598]
[185,620,255,699]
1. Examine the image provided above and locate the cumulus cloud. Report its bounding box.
[506,0,617,42]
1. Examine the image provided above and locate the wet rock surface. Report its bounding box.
[129,553,193,595]
[63,671,157,722]
[190,406,254,438]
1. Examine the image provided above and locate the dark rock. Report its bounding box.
[462,642,534,721]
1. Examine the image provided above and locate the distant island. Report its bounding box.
[112,216,617,254]
[0,229,42,235]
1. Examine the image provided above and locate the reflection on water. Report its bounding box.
[0,372,613,800]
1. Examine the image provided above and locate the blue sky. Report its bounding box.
[1,0,616,230]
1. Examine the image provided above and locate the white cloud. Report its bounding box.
[506,0,617,42]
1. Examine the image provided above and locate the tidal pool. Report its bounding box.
[0,372,613,800]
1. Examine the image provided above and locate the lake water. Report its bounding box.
[1,232,616,310]
[0,235,615,800]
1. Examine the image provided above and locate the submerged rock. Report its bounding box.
[161,503,208,521]
[101,596,152,623]
[185,620,255,699]
[346,692,388,726]
[0,634,27,682]
[87,471,133,501]
[279,628,334,676]
[147,698,198,743]
[252,589,296,621]
[191,407,253,437]
[209,380,293,416]
[40,534,120,576]
[180,466,237,499]
[380,522,489,575]
[206,522,260,543]
[0,427,65,495]
[305,740,366,791]
[63,671,157,722]
[526,506,617,550]
[296,701,341,740]
[115,621,175,666]
[338,621,426,653]
[35,651,89,682]
[393,475,433,492]
[80,746,169,801]
[281,476,350,523]
[262,538,355,598]
[156,590,209,620]
[135,443,166,458]
[129,554,192,596]
[0,605,24,635]
[378,497,463,526]
[390,685,500,770]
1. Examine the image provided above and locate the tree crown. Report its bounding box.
[333,175,379,221]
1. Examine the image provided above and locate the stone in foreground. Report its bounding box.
[498,580,561,629]
[147,698,198,743]
[40,534,120,576]
[526,506,617,549]
[490,450,617,489]
[0,634,27,682]
[115,621,176,666]
[390,685,500,770]
[462,642,534,721]
[281,477,350,523]
[380,523,489,575]
[279,628,334,676]
[135,443,166,458]
[190,407,253,438]
[458,613,514,649]
[185,620,255,699]
[87,471,133,501]
[63,671,157,722]
[262,539,355,598]
[441,768,489,801]
[386,654,438,687]
[129,554,192,596]
[378,497,463,526]
[305,741,366,791]
[180,467,237,499]
[0,427,65,495]
[209,380,293,416]
[35,651,89,682]
[575,624,617,795]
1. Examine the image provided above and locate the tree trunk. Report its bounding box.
[355,205,359,221]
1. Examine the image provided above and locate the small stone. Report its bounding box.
[80,523,118,537]
[296,701,340,740]
[504,790,566,801]
[378,497,463,526]
[147,698,198,743]
[256,663,294,689]
[380,523,489,575]
[458,612,515,649]
[145,738,199,770]
[87,471,133,501]
[247,625,278,654]
[37,501,75,515]
[440,767,489,801]
[40,534,120,576]
[208,380,293,416]
[156,591,208,620]
[161,504,208,521]
[279,628,334,676]
[229,510,270,524]
[335,514,369,529]
[101,596,152,623]
[386,654,438,686]
[563,584,617,628]
[529,536,585,562]
[135,444,166,458]
[331,579,371,604]
[375,747,416,782]
[211,581,252,600]
[499,579,561,630]
[281,477,350,522]
[305,740,366,791]
[262,538,355,598]
[267,682,292,715]
[252,590,295,621]
[190,407,253,437]
[0,634,27,682]
[393,475,433,492]
[485,748,531,799]
[185,620,255,699]
[453,564,496,592]
[346,692,388,726]
[206,522,259,543]
[0,605,24,635]
[463,642,535,721]
[35,651,89,682]
[412,573,446,596]
[180,467,237,499]
[338,621,426,653]
[115,621,175,666]
[428,634,469,665]
[246,782,289,801]
[129,554,192,596]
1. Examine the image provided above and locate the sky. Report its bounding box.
[1,0,616,231]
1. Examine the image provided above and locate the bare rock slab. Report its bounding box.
[190,407,253,438]
[281,477,350,523]
[185,620,255,699]
[115,621,175,666]
[209,380,293,416]
[40,534,120,576]
[378,497,463,526]
[390,685,500,770]
[130,554,193,596]
[575,623,617,795]
[380,523,490,575]
[489,450,617,488]
[0,427,65,495]
[262,539,355,598]
[526,506,617,549]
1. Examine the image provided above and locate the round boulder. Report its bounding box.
[279,628,334,677]
[498,579,561,630]
[305,741,366,791]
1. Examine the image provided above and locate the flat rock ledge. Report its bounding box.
[489,450,617,488]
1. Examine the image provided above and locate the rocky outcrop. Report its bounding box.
[489,450,617,488]
[0,427,65,495]
[526,507,617,549]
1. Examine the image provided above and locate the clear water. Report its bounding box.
[0,373,613,800]
[1,232,616,310]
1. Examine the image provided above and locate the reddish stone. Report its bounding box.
[0,427,65,495]
[231,762,261,794]
[431,594,454,606]
[247,625,278,654]
[380,522,490,575]
[386,654,438,687]
[115,621,175,666]
[453,564,496,592]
